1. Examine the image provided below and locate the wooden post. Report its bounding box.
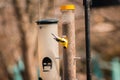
[60,5,76,80]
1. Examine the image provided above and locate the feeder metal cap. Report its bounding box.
[36,19,58,25]
[60,4,75,10]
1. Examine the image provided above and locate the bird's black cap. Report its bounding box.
[36,19,58,25]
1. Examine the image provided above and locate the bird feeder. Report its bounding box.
[36,19,60,80]
[60,4,76,80]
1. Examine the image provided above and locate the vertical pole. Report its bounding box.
[60,5,76,80]
[83,0,91,80]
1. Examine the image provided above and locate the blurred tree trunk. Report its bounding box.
[0,0,56,79]
[39,0,55,19]
[0,0,39,80]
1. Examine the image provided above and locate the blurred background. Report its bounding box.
[0,0,120,80]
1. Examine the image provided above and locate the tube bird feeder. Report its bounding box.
[60,4,76,80]
[36,19,60,80]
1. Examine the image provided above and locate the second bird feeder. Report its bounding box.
[36,19,60,80]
